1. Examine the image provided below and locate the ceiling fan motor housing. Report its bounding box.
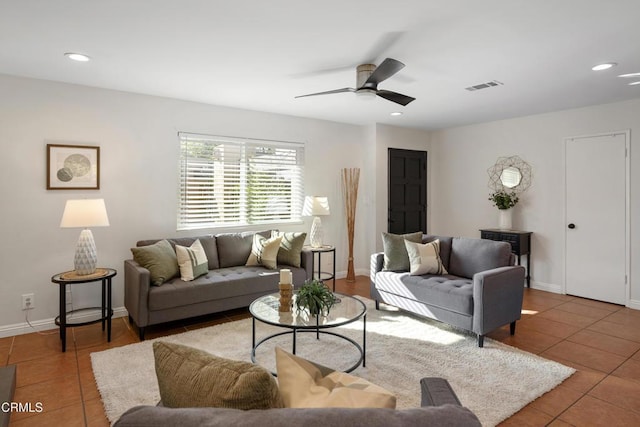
[356,64,377,90]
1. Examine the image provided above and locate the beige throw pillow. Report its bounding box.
[246,234,282,269]
[404,239,448,275]
[175,239,209,281]
[153,341,283,409]
[275,347,396,409]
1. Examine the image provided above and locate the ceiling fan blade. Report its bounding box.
[364,58,405,87]
[376,90,415,106]
[295,87,355,99]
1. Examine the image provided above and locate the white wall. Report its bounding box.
[430,98,640,306]
[0,74,374,335]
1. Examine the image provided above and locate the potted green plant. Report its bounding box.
[295,279,337,316]
[488,190,519,210]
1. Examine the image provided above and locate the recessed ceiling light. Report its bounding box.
[629,81,640,86]
[390,112,403,116]
[618,72,640,78]
[591,62,616,71]
[64,52,91,62]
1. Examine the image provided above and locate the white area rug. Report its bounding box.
[92,297,574,426]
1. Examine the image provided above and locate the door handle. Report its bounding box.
[568,223,576,229]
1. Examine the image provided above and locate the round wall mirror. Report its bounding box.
[500,166,522,188]
[487,155,532,193]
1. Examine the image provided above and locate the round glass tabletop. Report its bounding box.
[249,292,366,329]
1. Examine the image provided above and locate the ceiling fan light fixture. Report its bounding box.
[356,88,376,99]
[591,62,616,71]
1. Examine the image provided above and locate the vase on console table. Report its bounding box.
[498,208,513,230]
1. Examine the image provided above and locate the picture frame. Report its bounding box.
[46,143,100,190]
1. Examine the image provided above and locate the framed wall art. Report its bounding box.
[47,143,100,190]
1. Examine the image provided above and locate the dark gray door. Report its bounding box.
[388,148,427,234]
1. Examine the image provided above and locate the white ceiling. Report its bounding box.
[1,0,639,130]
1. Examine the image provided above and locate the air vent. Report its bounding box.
[465,80,504,91]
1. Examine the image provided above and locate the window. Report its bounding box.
[178,132,304,230]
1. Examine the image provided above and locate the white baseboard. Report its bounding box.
[529,281,563,294]
[0,307,129,339]
[627,299,640,310]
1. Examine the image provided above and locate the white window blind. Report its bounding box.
[178,132,304,230]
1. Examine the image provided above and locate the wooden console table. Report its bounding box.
[480,229,532,287]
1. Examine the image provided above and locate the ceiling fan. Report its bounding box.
[295,58,416,106]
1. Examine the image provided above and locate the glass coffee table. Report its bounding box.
[249,292,366,374]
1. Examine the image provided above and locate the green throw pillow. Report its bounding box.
[153,341,283,409]
[272,231,307,267]
[381,231,423,271]
[131,239,178,286]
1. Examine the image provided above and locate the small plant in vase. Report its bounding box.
[295,279,337,317]
[488,191,519,210]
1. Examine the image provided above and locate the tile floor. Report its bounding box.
[2,276,640,426]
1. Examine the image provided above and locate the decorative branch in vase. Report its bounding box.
[341,168,360,282]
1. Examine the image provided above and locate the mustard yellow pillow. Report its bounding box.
[275,347,396,409]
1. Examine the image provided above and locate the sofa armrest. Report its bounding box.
[300,248,314,281]
[472,265,525,335]
[420,377,462,407]
[124,259,152,328]
[370,252,384,277]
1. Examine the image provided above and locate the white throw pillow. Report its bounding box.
[404,239,448,275]
[275,347,396,409]
[175,239,209,281]
[246,234,282,270]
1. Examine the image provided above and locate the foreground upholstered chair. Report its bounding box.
[114,377,480,427]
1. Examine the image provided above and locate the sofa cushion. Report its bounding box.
[275,347,396,409]
[175,239,208,281]
[448,238,512,279]
[375,271,474,316]
[382,231,423,271]
[153,341,283,409]
[272,231,307,267]
[246,234,282,270]
[422,235,453,272]
[405,240,448,275]
[136,236,219,270]
[216,230,270,268]
[147,265,307,311]
[131,239,178,286]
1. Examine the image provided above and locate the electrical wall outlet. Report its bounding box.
[22,293,35,310]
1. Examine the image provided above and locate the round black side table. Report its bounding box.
[51,268,117,352]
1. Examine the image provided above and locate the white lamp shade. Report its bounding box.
[301,196,330,216]
[60,199,110,228]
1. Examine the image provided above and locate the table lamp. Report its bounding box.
[60,199,110,275]
[302,196,330,247]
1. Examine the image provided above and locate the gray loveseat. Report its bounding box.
[113,378,481,427]
[125,230,313,340]
[371,234,525,347]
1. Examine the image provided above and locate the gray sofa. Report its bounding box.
[125,231,313,340]
[371,234,525,347]
[113,378,481,426]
